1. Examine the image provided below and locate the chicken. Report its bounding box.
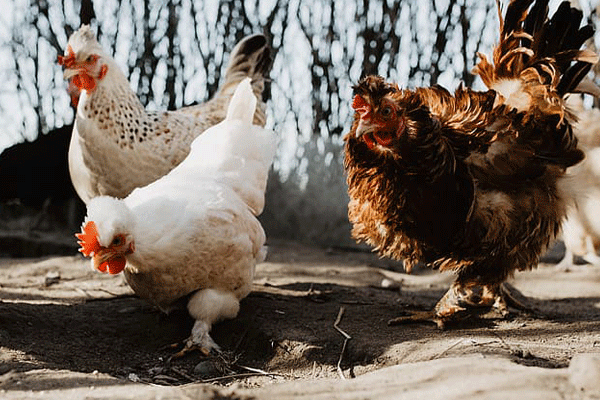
[344,0,598,328]
[556,98,600,269]
[75,79,276,354]
[58,25,271,203]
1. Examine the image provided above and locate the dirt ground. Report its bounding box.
[1,239,600,399]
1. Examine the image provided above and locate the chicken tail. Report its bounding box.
[473,0,598,97]
[226,78,257,124]
[187,78,276,215]
[217,34,272,126]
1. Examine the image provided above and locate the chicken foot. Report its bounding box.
[388,282,477,329]
[170,288,240,359]
[388,282,531,329]
[171,320,219,359]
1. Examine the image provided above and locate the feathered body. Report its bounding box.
[344,0,598,324]
[60,26,271,203]
[558,98,600,267]
[76,79,276,351]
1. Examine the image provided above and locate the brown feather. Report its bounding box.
[344,0,595,298]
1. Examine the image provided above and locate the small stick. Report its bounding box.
[432,338,464,360]
[236,364,276,376]
[200,372,285,383]
[340,300,374,306]
[333,306,352,379]
[170,366,195,381]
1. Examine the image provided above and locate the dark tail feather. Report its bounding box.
[528,1,596,95]
[542,4,582,58]
[474,0,597,96]
[523,0,548,37]
[502,0,535,36]
[556,62,593,96]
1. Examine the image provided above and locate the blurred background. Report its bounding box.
[0,0,599,256]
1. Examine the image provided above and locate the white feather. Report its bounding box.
[492,79,531,111]
[226,78,256,123]
[83,79,276,352]
[558,98,600,267]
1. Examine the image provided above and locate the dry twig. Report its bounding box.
[333,306,352,379]
[170,366,195,381]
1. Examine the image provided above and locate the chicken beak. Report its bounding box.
[63,68,80,80]
[356,119,376,138]
[92,248,115,271]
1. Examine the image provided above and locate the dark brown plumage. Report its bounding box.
[344,0,598,327]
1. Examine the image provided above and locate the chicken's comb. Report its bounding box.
[352,94,368,111]
[75,221,101,257]
[57,45,76,68]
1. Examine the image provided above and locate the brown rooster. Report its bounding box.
[344,0,598,328]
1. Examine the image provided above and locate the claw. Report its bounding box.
[169,320,221,360]
[499,282,536,314]
[170,338,215,360]
[389,281,533,329]
[388,310,446,329]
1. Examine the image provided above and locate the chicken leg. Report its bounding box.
[388,282,477,329]
[172,288,240,358]
[388,281,530,329]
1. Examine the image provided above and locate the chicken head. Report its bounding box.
[58,24,109,97]
[352,84,406,149]
[76,220,134,274]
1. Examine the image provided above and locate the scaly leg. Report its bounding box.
[389,282,476,329]
[478,283,509,317]
[582,236,600,267]
[469,282,534,318]
[554,247,574,272]
[171,288,240,359]
[389,281,532,328]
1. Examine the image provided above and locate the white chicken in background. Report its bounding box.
[557,96,600,270]
[76,79,276,354]
[58,25,271,203]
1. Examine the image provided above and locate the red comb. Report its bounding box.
[352,94,368,111]
[75,221,101,257]
[57,45,76,68]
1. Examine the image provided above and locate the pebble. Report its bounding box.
[568,353,600,393]
[193,360,218,377]
[44,271,60,286]
[127,373,141,382]
[380,278,401,289]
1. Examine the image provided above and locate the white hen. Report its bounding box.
[59,25,271,203]
[557,97,600,270]
[76,79,276,354]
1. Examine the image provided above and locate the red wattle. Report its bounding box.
[373,131,394,147]
[107,257,126,274]
[72,72,97,92]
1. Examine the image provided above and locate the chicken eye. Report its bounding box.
[381,106,393,118]
[86,55,95,63]
[111,236,124,246]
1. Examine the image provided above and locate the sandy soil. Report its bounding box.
[1,240,600,399]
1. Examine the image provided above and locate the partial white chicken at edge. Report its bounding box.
[557,97,600,270]
[76,78,276,354]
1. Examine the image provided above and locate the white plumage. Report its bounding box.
[558,97,600,269]
[60,25,271,203]
[77,79,276,353]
